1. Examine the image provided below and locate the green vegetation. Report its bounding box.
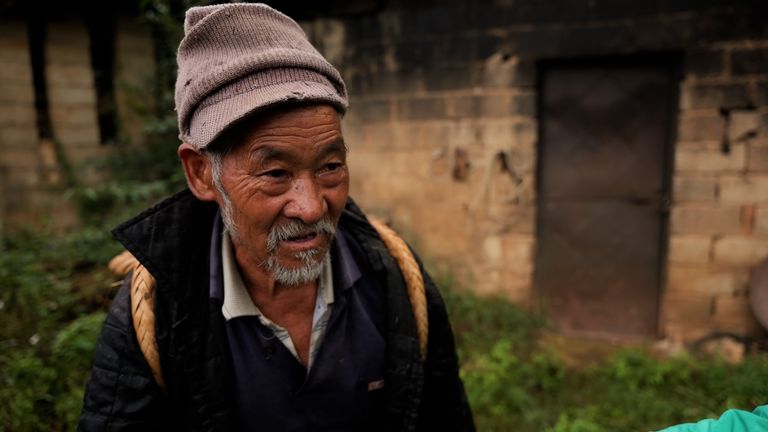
[0,226,117,432]
[0,113,182,431]
[442,281,768,432]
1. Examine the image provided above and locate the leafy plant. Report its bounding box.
[441,284,768,432]
[0,226,117,431]
[0,351,57,432]
[51,312,107,431]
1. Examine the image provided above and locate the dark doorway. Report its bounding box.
[534,56,678,339]
[87,12,118,145]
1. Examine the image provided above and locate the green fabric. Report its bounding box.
[658,406,768,432]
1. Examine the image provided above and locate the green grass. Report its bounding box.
[0,226,119,432]
[440,278,768,432]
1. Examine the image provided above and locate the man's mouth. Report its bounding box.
[279,231,326,253]
[266,218,336,254]
[284,232,318,243]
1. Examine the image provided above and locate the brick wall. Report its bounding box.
[668,36,768,339]
[303,0,768,339]
[114,18,156,146]
[0,16,155,230]
[2,2,764,340]
[45,19,105,183]
[0,19,44,229]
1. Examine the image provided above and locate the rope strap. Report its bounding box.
[369,217,428,361]
[108,251,165,390]
[108,218,428,389]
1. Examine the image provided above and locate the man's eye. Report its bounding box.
[263,169,288,178]
[323,163,342,172]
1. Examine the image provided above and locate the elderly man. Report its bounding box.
[78,3,473,431]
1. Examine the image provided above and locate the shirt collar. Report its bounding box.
[219,226,335,321]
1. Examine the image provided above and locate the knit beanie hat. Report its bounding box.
[175,3,348,150]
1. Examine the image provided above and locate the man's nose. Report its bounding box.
[283,176,327,223]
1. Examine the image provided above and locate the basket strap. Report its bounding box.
[108,251,165,390]
[369,217,428,362]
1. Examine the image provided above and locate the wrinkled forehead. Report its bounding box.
[206,103,343,156]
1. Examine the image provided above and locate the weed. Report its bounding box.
[442,285,768,431]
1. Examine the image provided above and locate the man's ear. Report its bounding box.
[178,143,218,202]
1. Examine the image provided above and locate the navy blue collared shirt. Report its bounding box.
[208,214,387,431]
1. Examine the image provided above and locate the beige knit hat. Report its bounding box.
[175,3,348,150]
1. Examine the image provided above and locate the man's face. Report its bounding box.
[212,104,349,285]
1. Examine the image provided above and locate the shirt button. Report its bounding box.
[265,345,275,355]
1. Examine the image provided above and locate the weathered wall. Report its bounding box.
[0,19,46,229]
[2,1,765,341]
[45,19,105,183]
[668,103,766,338]
[304,0,768,340]
[114,18,156,146]
[0,16,155,230]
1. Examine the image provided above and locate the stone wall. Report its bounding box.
[0,16,155,230]
[304,0,768,340]
[114,18,156,146]
[668,55,767,339]
[2,1,765,340]
[45,20,105,183]
[0,19,45,229]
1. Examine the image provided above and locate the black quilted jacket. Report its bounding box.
[78,190,475,431]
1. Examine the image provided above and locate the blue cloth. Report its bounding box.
[658,405,768,432]
[209,215,387,431]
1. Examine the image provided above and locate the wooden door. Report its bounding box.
[534,58,677,338]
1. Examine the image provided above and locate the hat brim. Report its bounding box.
[182,80,347,150]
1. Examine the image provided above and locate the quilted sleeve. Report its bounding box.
[77,278,167,431]
[417,268,476,432]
